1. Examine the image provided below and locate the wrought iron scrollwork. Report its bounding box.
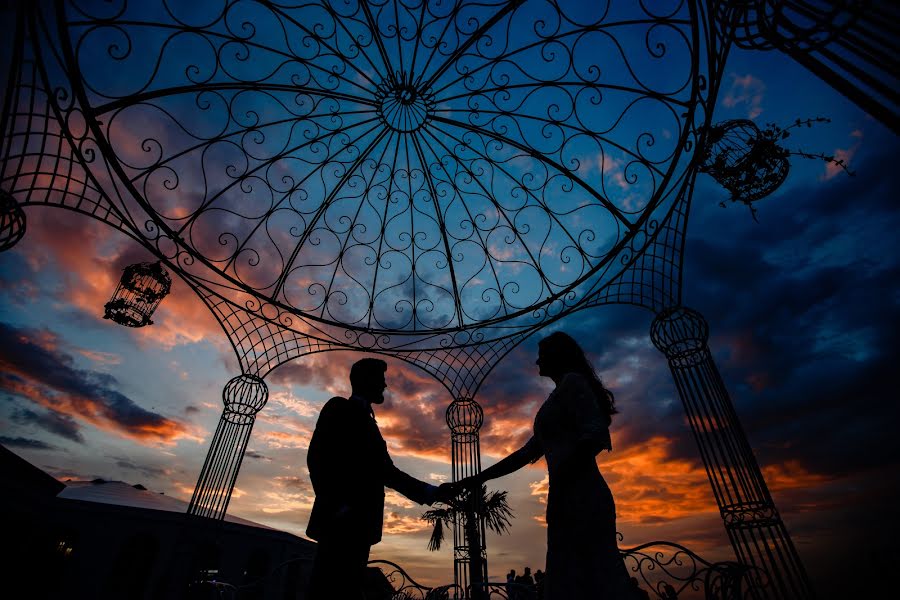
[620,538,768,600]
[367,559,458,600]
[367,539,769,600]
[60,0,707,341]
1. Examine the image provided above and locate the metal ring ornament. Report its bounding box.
[57,0,711,345]
[223,373,269,416]
[650,305,710,360]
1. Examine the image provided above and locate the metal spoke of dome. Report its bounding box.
[428,113,638,231]
[51,0,704,338]
[419,0,525,92]
[409,130,466,328]
[415,121,584,294]
[272,124,393,299]
[90,83,378,117]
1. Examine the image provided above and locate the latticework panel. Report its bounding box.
[194,275,531,401]
[395,334,531,401]
[194,284,336,377]
[581,172,695,313]
[0,6,131,236]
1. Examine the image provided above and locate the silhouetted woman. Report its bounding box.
[460,332,631,599]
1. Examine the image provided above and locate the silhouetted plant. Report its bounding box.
[421,486,513,597]
[701,117,855,221]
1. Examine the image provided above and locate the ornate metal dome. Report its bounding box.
[54,0,710,347]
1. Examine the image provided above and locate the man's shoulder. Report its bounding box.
[319,396,350,416]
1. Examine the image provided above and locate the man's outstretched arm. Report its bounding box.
[382,456,442,505]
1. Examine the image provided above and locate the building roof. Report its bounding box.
[0,443,65,498]
[58,479,275,530]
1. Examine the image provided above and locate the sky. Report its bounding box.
[1,3,898,599]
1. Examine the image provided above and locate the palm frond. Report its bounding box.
[421,507,453,526]
[427,518,444,552]
[421,486,516,552]
[482,490,514,535]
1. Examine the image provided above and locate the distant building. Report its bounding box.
[1,443,316,599]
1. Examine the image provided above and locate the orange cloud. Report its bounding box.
[2,373,201,445]
[602,436,717,525]
[383,511,432,535]
[515,435,719,531]
[0,321,203,445]
[762,460,832,492]
[11,208,228,353]
[256,428,311,450]
[822,148,858,181]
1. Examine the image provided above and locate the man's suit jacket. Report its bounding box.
[306,396,434,545]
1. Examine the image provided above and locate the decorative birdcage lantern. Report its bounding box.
[0,189,26,252]
[700,119,790,205]
[103,261,172,327]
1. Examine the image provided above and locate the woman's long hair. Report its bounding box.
[539,332,617,424]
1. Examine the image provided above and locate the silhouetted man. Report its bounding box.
[306,358,453,599]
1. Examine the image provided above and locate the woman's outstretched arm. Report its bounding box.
[468,437,543,486]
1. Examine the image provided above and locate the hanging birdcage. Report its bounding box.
[700,119,790,205]
[0,190,26,252]
[103,261,172,327]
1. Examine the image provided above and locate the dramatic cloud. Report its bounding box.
[2,210,224,352]
[383,511,431,535]
[11,406,84,443]
[0,435,57,450]
[0,321,197,444]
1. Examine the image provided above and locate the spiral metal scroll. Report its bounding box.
[621,539,767,599]
[52,0,708,347]
[364,539,766,600]
[366,559,458,599]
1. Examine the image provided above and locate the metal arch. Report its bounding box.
[50,0,710,344]
[194,270,531,400]
[0,4,139,241]
[183,152,702,402]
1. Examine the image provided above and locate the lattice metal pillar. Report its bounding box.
[719,0,899,134]
[650,307,813,600]
[188,374,268,519]
[446,397,488,600]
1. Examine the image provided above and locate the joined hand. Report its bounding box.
[435,482,464,503]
